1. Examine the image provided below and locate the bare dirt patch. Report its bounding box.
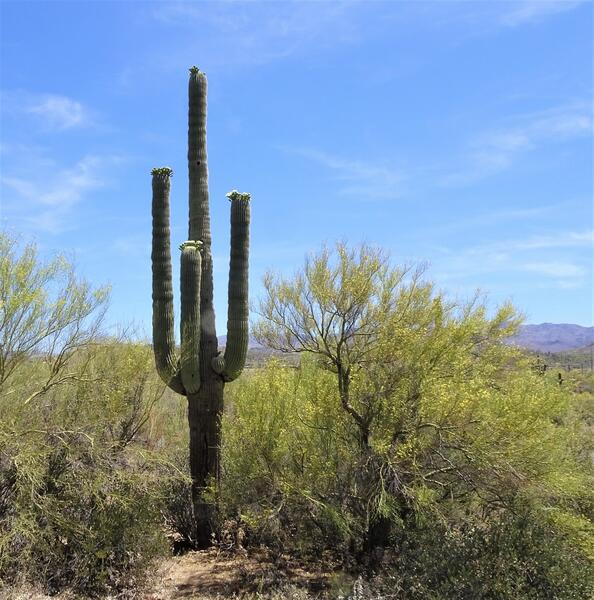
[144,549,337,599]
[1,549,349,599]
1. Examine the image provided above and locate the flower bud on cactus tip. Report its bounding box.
[226,190,251,202]
[179,240,204,252]
[151,167,173,177]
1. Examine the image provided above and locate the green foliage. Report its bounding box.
[0,232,109,403]
[372,509,594,599]
[222,360,355,548]
[0,341,185,595]
[0,434,167,594]
[3,231,592,597]
[222,242,594,594]
[220,357,594,595]
[0,231,187,595]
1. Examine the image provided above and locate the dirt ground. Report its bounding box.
[2,549,350,600]
[144,548,337,599]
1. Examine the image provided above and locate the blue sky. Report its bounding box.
[1,0,592,336]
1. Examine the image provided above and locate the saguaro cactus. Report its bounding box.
[151,67,251,548]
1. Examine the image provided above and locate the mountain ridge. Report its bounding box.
[219,323,594,354]
[508,323,594,352]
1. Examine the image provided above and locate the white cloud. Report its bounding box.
[430,229,591,258]
[500,0,586,27]
[287,103,591,199]
[1,91,93,131]
[507,230,593,251]
[418,205,561,238]
[553,279,583,289]
[426,229,592,291]
[1,154,121,233]
[283,146,405,200]
[3,156,103,208]
[520,261,585,278]
[442,104,592,185]
[146,0,362,70]
[26,94,90,130]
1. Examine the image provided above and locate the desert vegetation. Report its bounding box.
[0,229,593,599]
[1,65,593,600]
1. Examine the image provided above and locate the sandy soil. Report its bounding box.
[144,548,335,599]
[2,549,341,600]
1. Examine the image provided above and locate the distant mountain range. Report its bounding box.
[220,323,594,355]
[218,335,262,349]
[507,323,594,353]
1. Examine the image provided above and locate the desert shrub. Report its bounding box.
[0,431,167,594]
[160,448,199,551]
[221,360,357,552]
[365,507,594,599]
[0,343,189,596]
[0,232,188,595]
[219,354,593,595]
[235,243,593,585]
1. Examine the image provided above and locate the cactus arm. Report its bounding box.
[212,191,250,382]
[180,241,202,394]
[151,167,185,395]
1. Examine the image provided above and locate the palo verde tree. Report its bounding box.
[253,242,523,552]
[150,67,251,547]
[0,231,109,405]
[254,243,430,450]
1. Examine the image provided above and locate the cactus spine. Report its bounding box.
[150,67,251,547]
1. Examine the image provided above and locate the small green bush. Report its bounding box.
[0,341,187,596]
[0,342,189,596]
[0,434,168,594]
[0,233,191,595]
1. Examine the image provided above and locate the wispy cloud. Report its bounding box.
[500,0,586,27]
[428,229,592,291]
[1,154,122,233]
[26,94,90,130]
[283,146,406,200]
[418,205,558,238]
[442,103,592,185]
[458,229,593,258]
[146,0,362,70]
[507,229,593,251]
[286,101,591,198]
[520,261,585,278]
[1,91,93,131]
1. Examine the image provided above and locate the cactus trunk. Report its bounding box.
[150,67,251,548]
[187,384,223,547]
